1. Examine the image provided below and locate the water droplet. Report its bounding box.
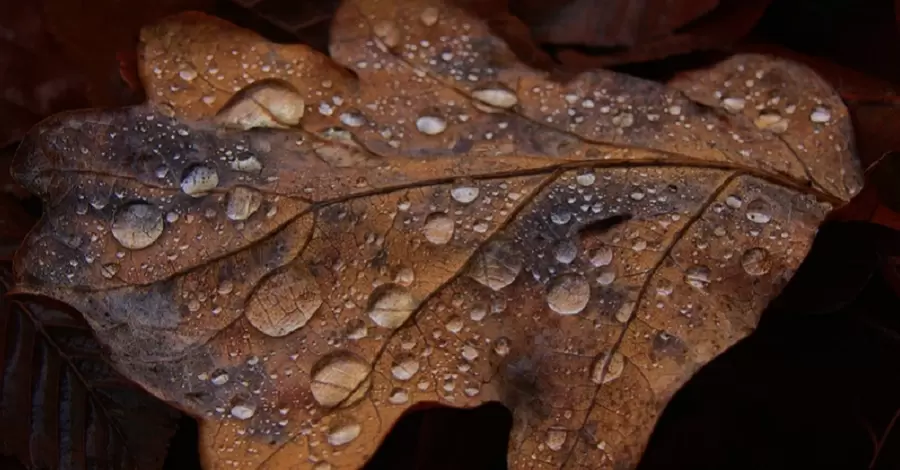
[373,21,401,48]
[180,164,219,197]
[470,304,487,322]
[467,240,523,291]
[810,106,831,123]
[310,352,371,408]
[451,185,480,204]
[230,402,256,420]
[388,388,409,405]
[550,210,571,225]
[230,155,262,173]
[615,301,635,323]
[656,279,674,296]
[217,280,234,295]
[394,266,416,286]
[445,315,463,333]
[327,421,361,446]
[226,187,262,221]
[741,247,771,276]
[546,274,590,315]
[554,240,578,264]
[493,337,511,356]
[754,112,788,133]
[391,354,420,381]
[420,7,439,26]
[367,284,417,329]
[471,87,518,109]
[590,246,614,267]
[722,97,746,112]
[575,172,596,186]
[416,115,447,135]
[216,81,305,129]
[684,265,711,290]
[746,199,772,224]
[590,351,625,384]
[725,195,742,209]
[100,263,120,279]
[423,213,454,244]
[339,109,367,127]
[596,266,616,285]
[211,371,229,385]
[179,67,198,81]
[111,202,164,250]
[346,318,368,340]
[546,429,567,451]
[461,344,479,361]
[246,266,322,337]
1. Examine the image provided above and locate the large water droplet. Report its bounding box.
[423,213,454,244]
[310,352,371,408]
[467,240,523,291]
[391,354,420,381]
[546,429,567,451]
[590,351,625,384]
[180,164,219,197]
[230,402,256,420]
[246,266,322,337]
[367,284,417,329]
[327,421,361,446]
[589,246,614,267]
[684,265,711,290]
[546,273,590,315]
[216,80,305,129]
[746,199,772,224]
[111,202,164,250]
[472,87,518,109]
[741,247,771,276]
[451,184,480,204]
[226,187,262,221]
[416,115,447,135]
[554,240,578,264]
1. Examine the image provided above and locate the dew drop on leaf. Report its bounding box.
[111,202,164,250]
[546,273,590,315]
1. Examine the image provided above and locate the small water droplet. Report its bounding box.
[445,315,463,333]
[111,202,164,250]
[575,172,596,186]
[394,266,416,286]
[423,213,454,244]
[596,266,616,285]
[725,195,743,209]
[589,246,614,267]
[741,247,771,276]
[416,115,447,135]
[722,97,746,112]
[461,344,479,361]
[179,67,198,81]
[470,304,487,322]
[493,337,511,356]
[550,210,571,225]
[554,240,578,264]
[467,241,522,291]
[546,273,590,315]
[217,280,234,295]
[367,285,417,329]
[754,112,789,133]
[388,388,409,405]
[346,318,368,340]
[226,187,262,221]
[310,352,371,408]
[327,421,361,446]
[684,265,711,290]
[471,87,518,109]
[339,109,367,127]
[746,199,772,224]
[656,279,674,296]
[451,185,480,204]
[211,371,229,385]
[180,164,219,197]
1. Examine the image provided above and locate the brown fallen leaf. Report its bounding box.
[10,0,862,468]
[0,267,181,469]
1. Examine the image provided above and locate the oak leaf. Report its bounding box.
[11,0,863,468]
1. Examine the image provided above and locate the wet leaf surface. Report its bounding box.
[0,267,181,469]
[10,0,863,468]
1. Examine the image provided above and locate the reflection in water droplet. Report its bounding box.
[111,202,164,250]
[226,187,262,221]
[590,351,625,384]
[472,87,518,109]
[546,429,567,451]
[451,185,480,204]
[423,213,454,244]
[416,115,447,135]
[180,164,219,197]
[327,421,361,446]
[746,199,772,224]
[684,265,711,290]
[467,241,523,291]
[546,274,590,315]
[310,352,371,408]
[230,402,256,420]
[367,285,417,329]
[741,247,771,276]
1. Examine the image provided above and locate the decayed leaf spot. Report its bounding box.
[9,0,864,468]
